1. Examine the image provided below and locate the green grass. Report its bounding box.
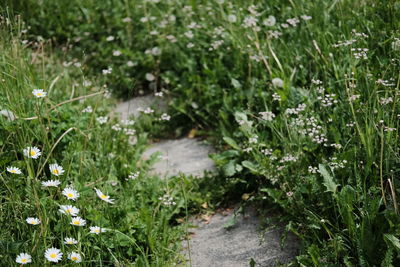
[0,22,194,265]
[3,0,400,265]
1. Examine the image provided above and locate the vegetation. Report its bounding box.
[2,0,400,265]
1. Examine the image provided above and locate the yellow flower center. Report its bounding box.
[66,208,72,213]
[72,256,78,261]
[11,170,16,173]
[53,169,59,174]
[67,193,74,198]
[50,253,57,258]
[94,229,100,233]
[21,259,27,263]
[67,241,73,244]
[30,150,36,156]
[101,194,107,199]
[73,221,80,225]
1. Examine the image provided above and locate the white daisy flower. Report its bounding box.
[68,252,82,263]
[23,146,41,159]
[26,217,40,225]
[41,180,61,187]
[44,247,63,263]
[49,163,64,176]
[59,205,80,216]
[62,187,80,201]
[70,216,86,226]
[7,166,22,174]
[32,89,47,98]
[16,253,32,264]
[90,226,107,234]
[94,188,115,204]
[64,237,78,245]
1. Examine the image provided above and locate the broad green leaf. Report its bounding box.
[223,137,240,150]
[242,160,258,173]
[319,164,338,194]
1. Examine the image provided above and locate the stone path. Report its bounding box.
[183,207,298,267]
[115,96,298,266]
[142,138,216,178]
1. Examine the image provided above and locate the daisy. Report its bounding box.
[7,166,22,174]
[59,205,80,216]
[32,89,47,98]
[64,237,78,245]
[41,180,61,187]
[59,205,79,216]
[44,247,63,263]
[26,217,40,225]
[23,146,41,159]
[16,253,32,264]
[70,216,86,226]
[62,187,80,201]
[94,188,115,204]
[49,163,64,176]
[90,226,107,234]
[68,252,82,263]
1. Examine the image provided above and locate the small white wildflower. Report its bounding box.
[59,205,80,216]
[96,116,108,124]
[122,17,132,23]
[70,216,86,226]
[259,111,275,121]
[41,180,61,187]
[90,226,107,234]
[49,163,64,176]
[228,14,237,23]
[106,36,115,41]
[160,113,171,121]
[16,253,32,264]
[45,248,63,263]
[94,188,115,204]
[32,89,47,98]
[68,252,82,263]
[26,217,40,225]
[126,61,136,67]
[64,237,78,245]
[23,146,41,159]
[7,166,22,174]
[113,50,122,56]
[263,15,276,26]
[62,187,80,201]
[82,106,93,113]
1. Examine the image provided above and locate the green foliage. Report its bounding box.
[3,0,400,265]
[0,28,187,265]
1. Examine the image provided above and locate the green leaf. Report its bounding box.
[384,234,400,251]
[223,137,240,150]
[319,164,338,194]
[242,160,258,173]
[231,78,242,89]
[223,160,237,177]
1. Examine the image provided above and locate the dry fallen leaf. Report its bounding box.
[200,214,212,224]
[188,129,197,138]
[201,202,208,209]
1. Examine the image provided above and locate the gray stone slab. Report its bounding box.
[183,208,298,267]
[142,138,216,178]
[114,95,167,120]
